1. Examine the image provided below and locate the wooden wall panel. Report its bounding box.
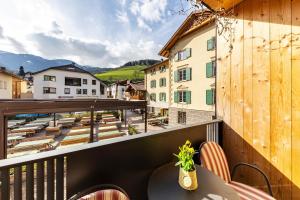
[251,0,271,187]
[270,0,292,198]
[216,0,300,198]
[292,0,300,198]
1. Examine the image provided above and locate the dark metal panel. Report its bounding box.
[0,113,7,159]
[36,161,45,200]
[26,163,34,200]
[90,107,94,143]
[47,159,54,200]
[14,166,22,200]
[56,157,64,200]
[1,168,10,200]
[66,122,210,199]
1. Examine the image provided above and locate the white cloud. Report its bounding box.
[137,18,152,32]
[116,10,129,24]
[130,0,167,22]
[130,1,140,15]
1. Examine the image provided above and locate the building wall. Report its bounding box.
[145,61,170,111]
[33,69,107,99]
[216,0,300,199]
[110,84,126,99]
[169,107,214,125]
[0,73,12,99]
[167,23,216,125]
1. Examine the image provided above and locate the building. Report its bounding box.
[159,11,216,125]
[0,66,29,99]
[143,59,170,116]
[107,80,127,99]
[32,64,107,99]
[125,82,146,100]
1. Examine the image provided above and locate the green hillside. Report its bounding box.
[95,65,146,83]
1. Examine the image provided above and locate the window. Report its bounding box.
[174,91,191,104]
[207,37,216,51]
[178,111,186,124]
[64,88,70,94]
[100,84,105,95]
[150,93,156,102]
[206,60,216,78]
[0,80,5,89]
[83,89,88,95]
[159,78,167,87]
[65,77,81,86]
[76,89,82,95]
[150,69,156,75]
[150,80,156,88]
[159,93,166,102]
[174,68,192,82]
[92,80,96,85]
[160,66,166,73]
[206,89,216,105]
[175,48,192,61]
[44,75,56,82]
[43,87,56,94]
[83,79,87,84]
[92,89,97,95]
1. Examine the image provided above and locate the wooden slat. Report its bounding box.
[14,166,22,200]
[270,0,292,198]
[242,0,254,186]
[229,4,245,173]
[56,157,64,200]
[26,163,34,200]
[251,0,271,189]
[1,168,10,200]
[47,159,54,200]
[201,0,244,10]
[36,161,45,200]
[291,0,300,198]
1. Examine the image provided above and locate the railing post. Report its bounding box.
[90,106,94,143]
[0,111,7,159]
[144,105,147,133]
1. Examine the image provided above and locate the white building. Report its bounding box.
[107,80,127,100]
[32,64,107,99]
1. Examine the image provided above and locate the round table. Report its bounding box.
[148,163,240,200]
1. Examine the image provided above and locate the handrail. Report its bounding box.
[0,119,222,168]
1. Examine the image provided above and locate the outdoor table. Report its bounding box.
[148,162,240,200]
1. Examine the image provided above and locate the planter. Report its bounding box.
[178,167,198,190]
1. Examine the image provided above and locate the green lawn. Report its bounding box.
[95,65,146,83]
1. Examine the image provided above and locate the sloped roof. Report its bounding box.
[159,10,215,57]
[126,83,145,91]
[143,59,169,71]
[33,64,107,86]
[199,0,244,11]
[0,66,23,80]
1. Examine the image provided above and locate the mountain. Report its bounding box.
[95,65,146,84]
[121,59,160,67]
[0,51,112,74]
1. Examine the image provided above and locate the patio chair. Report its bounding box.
[200,142,275,200]
[69,184,129,200]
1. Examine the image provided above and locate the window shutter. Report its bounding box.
[206,89,215,105]
[174,91,179,103]
[186,91,191,104]
[174,71,178,82]
[206,62,213,78]
[207,37,215,51]
[186,68,192,81]
[175,53,179,61]
[186,48,192,58]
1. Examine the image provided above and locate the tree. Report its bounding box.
[18,66,25,77]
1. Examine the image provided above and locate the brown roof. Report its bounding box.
[142,59,169,71]
[198,0,244,11]
[0,66,23,80]
[159,10,215,57]
[127,83,145,91]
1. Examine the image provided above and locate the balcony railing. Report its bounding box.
[0,119,222,199]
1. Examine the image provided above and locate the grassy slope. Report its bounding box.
[95,65,146,82]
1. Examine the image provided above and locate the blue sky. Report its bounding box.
[0,0,193,67]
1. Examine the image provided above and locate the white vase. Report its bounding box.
[178,167,198,190]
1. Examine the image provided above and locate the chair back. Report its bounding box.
[79,189,129,200]
[200,142,231,183]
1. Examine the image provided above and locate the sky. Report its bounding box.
[0,0,193,68]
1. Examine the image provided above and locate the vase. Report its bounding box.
[178,167,198,190]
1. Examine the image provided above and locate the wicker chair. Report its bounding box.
[68,184,129,200]
[200,142,275,200]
